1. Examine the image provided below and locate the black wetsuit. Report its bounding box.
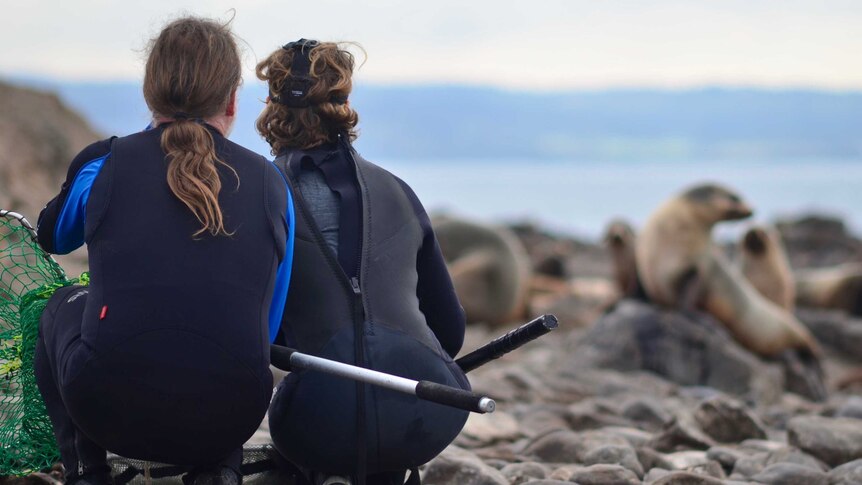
[34,125,293,481]
[268,139,467,484]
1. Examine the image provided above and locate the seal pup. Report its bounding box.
[432,214,531,327]
[603,219,647,300]
[739,225,796,311]
[795,262,862,317]
[636,183,820,357]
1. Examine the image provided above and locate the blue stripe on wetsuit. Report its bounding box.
[53,153,109,255]
[267,162,296,343]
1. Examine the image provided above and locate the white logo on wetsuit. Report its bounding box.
[67,289,89,303]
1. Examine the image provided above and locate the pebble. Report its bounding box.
[693,395,767,443]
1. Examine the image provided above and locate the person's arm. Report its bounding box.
[395,178,466,358]
[266,160,295,344]
[37,139,113,254]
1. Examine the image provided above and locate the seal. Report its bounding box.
[739,225,796,311]
[603,218,647,300]
[432,214,531,327]
[700,251,820,356]
[636,183,820,357]
[635,183,754,308]
[795,262,862,317]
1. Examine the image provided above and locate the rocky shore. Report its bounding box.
[421,216,862,485]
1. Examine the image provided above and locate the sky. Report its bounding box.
[2,0,862,90]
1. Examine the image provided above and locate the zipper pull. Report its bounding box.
[350,277,361,295]
[78,460,84,476]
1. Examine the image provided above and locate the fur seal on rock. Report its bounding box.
[740,225,796,311]
[636,184,820,357]
[795,262,862,317]
[432,214,531,327]
[603,219,647,300]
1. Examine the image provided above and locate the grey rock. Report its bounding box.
[599,426,654,448]
[517,481,571,485]
[461,411,523,446]
[787,415,862,467]
[523,429,644,476]
[566,399,634,430]
[648,471,725,484]
[693,395,767,443]
[637,447,674,472]
[499,462,549,485]
[522,429,582,463]
[705,446,745,472]
[835,395,862,420]
[582,444,644,477]
[553,464,640,485]
[750,462,828,485]
[512,404,571,438]
[796,309,862,361]
[730,451,769,478]
[764,447,828,472]
[661,451,710,470]
[739,439,788,453]
[621,396,673,429]
[648,417,717,452]
[643,467,671,481]
[688,460,726,479]
[422,446,508,485]
[829,459,862,485]
[566,300,784,402]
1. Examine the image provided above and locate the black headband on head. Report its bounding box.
[271,38,347,108]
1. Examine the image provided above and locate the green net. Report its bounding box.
[0,211,73,476]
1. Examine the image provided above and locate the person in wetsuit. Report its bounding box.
[34,17,292,485]
[256,40,467,485]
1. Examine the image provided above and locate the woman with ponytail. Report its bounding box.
[258,41,467,485]
[34,17,293,485]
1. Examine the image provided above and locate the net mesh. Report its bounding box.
[0,212,69,476]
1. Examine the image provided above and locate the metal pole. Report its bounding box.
[271,346,496,414]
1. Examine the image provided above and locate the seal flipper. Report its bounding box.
[675,266,705,312]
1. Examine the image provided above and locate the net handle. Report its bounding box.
[0,209,64,272]
[0,210,38,239]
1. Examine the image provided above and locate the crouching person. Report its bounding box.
[34,17,293,485]
[256,40,469,485]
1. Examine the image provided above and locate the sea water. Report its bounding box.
[380,158,862,241]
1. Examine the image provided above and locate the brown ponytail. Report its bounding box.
[143,16,242,237]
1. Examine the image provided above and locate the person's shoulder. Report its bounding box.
[222,137,269,166]
[65,137,115,176]
[72,138,114,164]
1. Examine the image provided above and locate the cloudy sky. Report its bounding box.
[3,0,861,90]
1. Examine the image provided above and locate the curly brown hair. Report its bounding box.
[256,42,360,154]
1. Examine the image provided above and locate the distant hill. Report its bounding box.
[7,77,862,161]
[0,81,101,273]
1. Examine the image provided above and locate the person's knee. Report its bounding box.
[39,285,87,337]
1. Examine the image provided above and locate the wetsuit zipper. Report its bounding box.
[280,148,368,485]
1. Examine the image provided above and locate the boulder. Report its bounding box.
[787,415,862,467]
[565,300,784,403]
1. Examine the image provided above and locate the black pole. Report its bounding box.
[455,314,558,373]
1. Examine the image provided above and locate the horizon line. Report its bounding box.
[4,71,862,96]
